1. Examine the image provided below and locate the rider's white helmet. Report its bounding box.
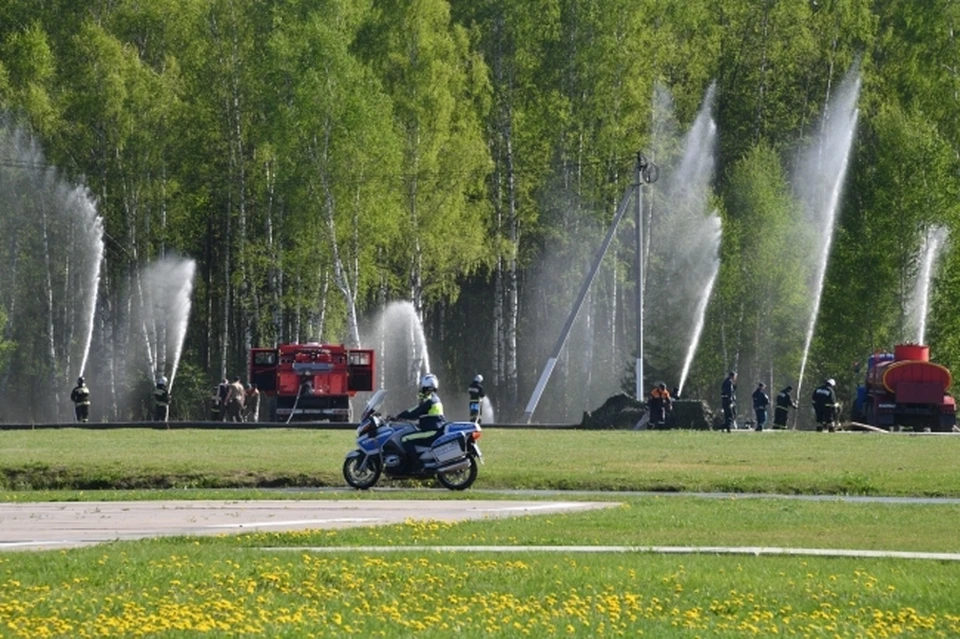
[826,378,836,388]
[420,373,439,392]
[158,376,168,386]
[473,374,483,384]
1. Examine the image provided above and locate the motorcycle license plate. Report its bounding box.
[433,441,463,463]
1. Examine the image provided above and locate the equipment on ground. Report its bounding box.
[249,342,374,422]
[343,390,483,490]
[851,344,956,432]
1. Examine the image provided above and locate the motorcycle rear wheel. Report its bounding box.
[343,455,382,489]
[436,456,478,490]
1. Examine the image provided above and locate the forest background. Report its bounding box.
[0,0,958,424]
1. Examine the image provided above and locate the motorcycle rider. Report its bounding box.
[396,373,445,431]
[812,378,839,432]
[468,374,485,423]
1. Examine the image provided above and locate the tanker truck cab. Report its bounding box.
[852,344,956,432]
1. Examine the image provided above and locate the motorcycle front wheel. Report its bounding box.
[436,456,478,491]
[343,454,382,489]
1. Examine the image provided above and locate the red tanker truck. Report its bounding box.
[249,343,375,422]
[851,344,956,432]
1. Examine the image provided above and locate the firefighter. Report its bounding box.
[217,378,229,421]
[225,376,245,422]
[773,385,798,429]
[720,371,737,432]
[647,382,672,429]
[468,374,485,423]
[210,386,222,421]
[812,378,839,432]
[154,377,171,422]
[752,382,770,431]
[70,376,91,423]
[395,373,445,431]
[244,383,261,423]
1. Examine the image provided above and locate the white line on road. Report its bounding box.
[268,545,960,562]
[206,518,382,529]
[473,503,598,512]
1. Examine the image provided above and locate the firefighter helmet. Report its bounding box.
[826,378,836,388]
[473,374,483,384]
[420,373,439,392]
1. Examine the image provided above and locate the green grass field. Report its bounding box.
[2,428,960,495]
[2,429,960,637]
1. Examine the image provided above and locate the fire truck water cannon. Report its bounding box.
[249,343,375,422]
[852,344,956,432]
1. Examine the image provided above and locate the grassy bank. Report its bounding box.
[2,428,960,495]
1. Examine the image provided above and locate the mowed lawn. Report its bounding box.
[2,428,960,637]
[2,427,960,495]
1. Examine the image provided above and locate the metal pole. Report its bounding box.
[635,154,644,400]
[521,181,638,424]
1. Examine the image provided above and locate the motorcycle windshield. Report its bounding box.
[360,389,386,421]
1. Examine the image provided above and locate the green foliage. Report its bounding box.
[0,0,958,421]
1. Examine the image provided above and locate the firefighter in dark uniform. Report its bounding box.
[468,374,485,423]
[812,378,839,432]
[647,383,672,429]
[154,377,171,422]
[210,386,222,421]
[71,377,91,423]
[721,371,737,432]
[773,385,798,429]
[752,382,770,431]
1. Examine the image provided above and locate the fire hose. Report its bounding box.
[285,382,305,425]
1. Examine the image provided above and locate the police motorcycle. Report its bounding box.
[342,389,483,490]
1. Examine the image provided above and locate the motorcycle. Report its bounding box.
[342,389,484,490]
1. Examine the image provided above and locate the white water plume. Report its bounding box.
[795,65,861,396]
[0,119,104,420]
[909,225,948,345]
[363,301,434,407]
[645,82,721,394]
[678,258,719,396]
[138,256,196,391]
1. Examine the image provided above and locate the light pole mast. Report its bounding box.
[521,152,657,423]
[635,154,644,400]
[634,152,657,400]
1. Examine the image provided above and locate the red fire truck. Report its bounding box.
[249,343,375,422]
[852,344,956,432]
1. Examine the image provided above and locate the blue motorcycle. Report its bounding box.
[342,390,484,490]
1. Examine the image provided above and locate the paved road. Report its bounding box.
[0,500,615,552]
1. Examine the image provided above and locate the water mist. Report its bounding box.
[0,120,104,420]
[795,66,861,396]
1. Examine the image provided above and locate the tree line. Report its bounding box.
[0,0,958,422]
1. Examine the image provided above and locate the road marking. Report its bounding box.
[473,503,602,512]
[267,545,960,561]
[206,518,381,529]
[0,541,89,549]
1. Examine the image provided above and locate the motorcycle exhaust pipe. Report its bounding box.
[436,458,470,474]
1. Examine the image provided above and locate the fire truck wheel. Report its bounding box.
[343,455,382,490]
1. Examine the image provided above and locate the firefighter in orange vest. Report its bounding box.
[647,382,672,429]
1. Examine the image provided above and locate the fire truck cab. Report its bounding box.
[249,343,375,422]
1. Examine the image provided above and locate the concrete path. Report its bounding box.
[0,500,615,551]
